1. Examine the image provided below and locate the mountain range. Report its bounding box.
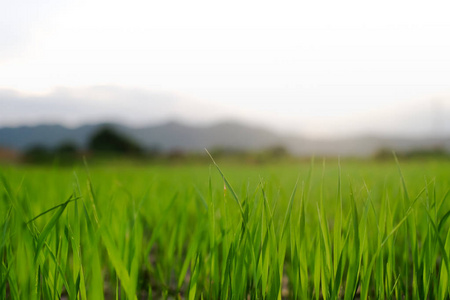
[0,121,449,157]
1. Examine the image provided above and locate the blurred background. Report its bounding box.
[1,0,450,164]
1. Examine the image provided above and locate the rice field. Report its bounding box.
[1,156,450,299]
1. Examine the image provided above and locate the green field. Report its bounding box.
[1,157,450,299]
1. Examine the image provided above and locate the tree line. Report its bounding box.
[24,127,145,164]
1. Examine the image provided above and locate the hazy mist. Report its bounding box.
[1,86,450,138]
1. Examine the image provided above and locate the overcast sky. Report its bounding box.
[1,0,450,137]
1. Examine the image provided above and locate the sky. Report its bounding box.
[1,0,450,137]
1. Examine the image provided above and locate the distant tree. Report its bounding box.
[55,141,78,154]
[24,145,52,163]
[146,145,162,159]
[373,148,392,160]
[167,149,186,160]
[374,147,449,160]
[88,127,142,155]
[266,145,288,158]
[54,141,79,163]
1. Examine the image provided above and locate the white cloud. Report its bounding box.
[0,86,239,127]
[1,1,450,137]
[1,86,450,138]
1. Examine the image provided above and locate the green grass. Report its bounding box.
[1,157,450,299]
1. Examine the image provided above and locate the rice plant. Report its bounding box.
[1,156,450,299]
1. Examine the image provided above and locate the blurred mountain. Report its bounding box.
[0,124,97,150]
[126,121,284,151]
[0,121,449,156]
